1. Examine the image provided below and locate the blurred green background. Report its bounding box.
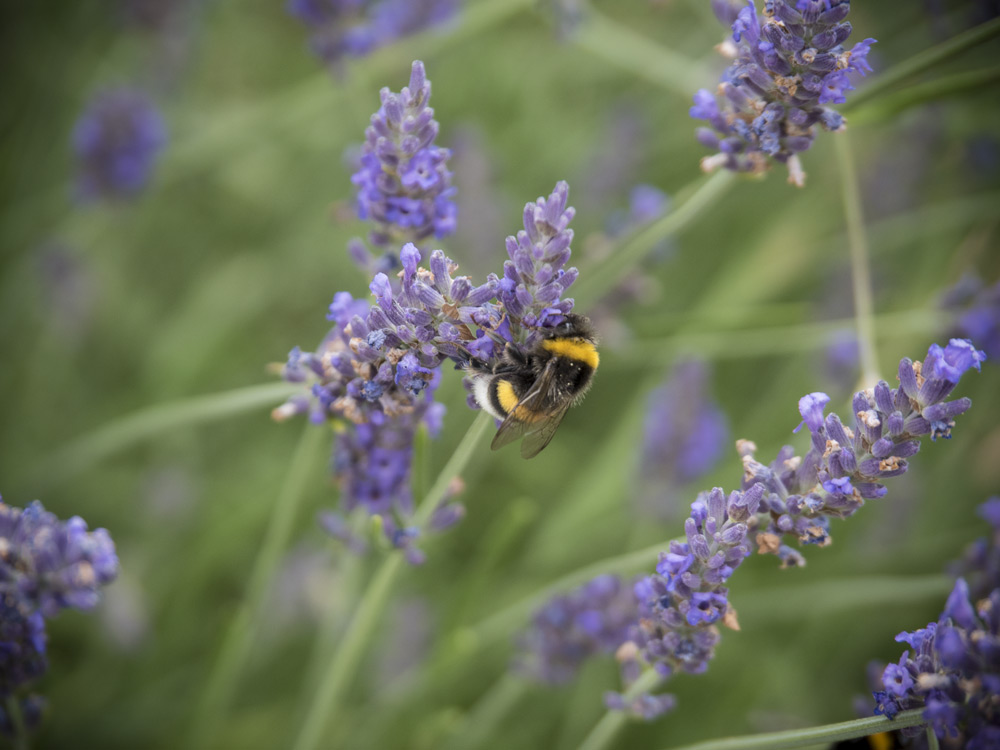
[1,0,999,748]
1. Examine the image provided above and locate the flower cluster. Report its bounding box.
[287,0,457,70]
[691,0,875,186]
[72,87,167,201]
[516,575,639,684]
[516,340,981,720]
[637,360,729,512]
[495,179,579,336]
[742,338,986,568]
[275,60,585,561]
[276,176,578,542]
[875,579,1000,745]
[0,498,119,735]
[604,484,760,718]
[871,499,1000,746]
[351,61,457,250]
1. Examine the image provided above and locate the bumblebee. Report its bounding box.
[467,314,599,459]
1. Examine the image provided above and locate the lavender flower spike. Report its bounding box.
[1,496,118,732]
[742,339,985,561]
[352,61,456,249]
[498,180,579,335]
[638,361,729,513]
[287,0,457,70]
[691,0,876,186]
[72,88,167,201]
[0,500,119,618]
[605,485,759,718]
[872,500,1000,745]
[516,574,639,685]
[603,340,981,719]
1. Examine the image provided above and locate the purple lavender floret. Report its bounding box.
[351,61,456,249]
[331,378,442,523]
[0,598,47,701]
[272,285,453,554]
[0,500,119,618]
[72,88,167,201]
[516,575,639,684]
[692,0,876,186]
[498,180,579,336]
[605,486,758,717]
[743,339,985,566]
[287,0,457,69]
[0,497,118,722]
[873,575,1000,745]
[638,361,729,505]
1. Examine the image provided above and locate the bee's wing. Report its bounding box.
[490,360,570,459]
[517,400,572,459]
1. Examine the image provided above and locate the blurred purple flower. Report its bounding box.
[942,276,1000,360]
[0,497,118,723]
[516,575,639,684]
[288,0,457,70]
[0,500,119,618]
[638,361,729,514]
[72,88,167,201]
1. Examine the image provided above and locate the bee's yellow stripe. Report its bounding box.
[869,733,894,750]
[496,379,547,423]
[541,338,599,369]
[496,379,521,415]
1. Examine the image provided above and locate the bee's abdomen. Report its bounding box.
[492,378,520,416]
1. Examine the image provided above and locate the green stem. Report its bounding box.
[35,381,301,488]
[577,668,664,750]
[188,422,325,748]
[412,412,493,528]
[603,308,948,368]
[441,496,538,633]
[300,544,365,694]
[5,696,29,750]
[573,170,737,307]
[843,16,1000,113]
[836,132,880,385]
[665,709,928,750]
[292,412,493,750]
[573,7,710,98]
[926,724,941,750]
[441,673,528,750]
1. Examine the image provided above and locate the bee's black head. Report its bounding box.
[542,313,596,342]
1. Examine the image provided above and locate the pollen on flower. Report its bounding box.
[722,607,741,631]
[757,532,781,554]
